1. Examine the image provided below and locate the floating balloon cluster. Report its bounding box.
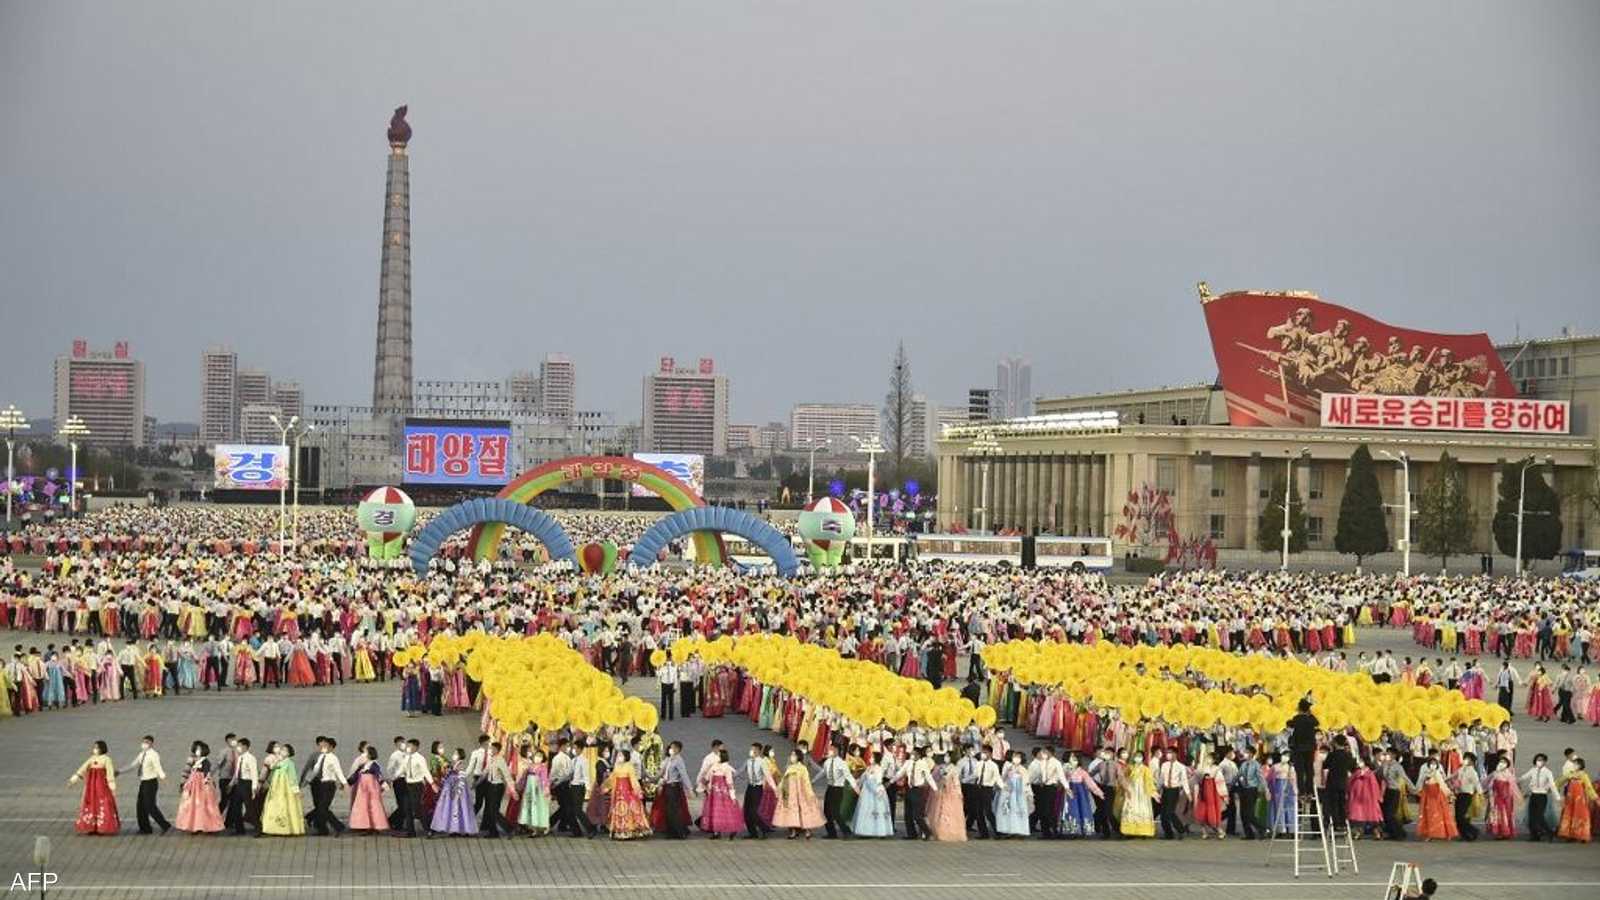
[399,632,658,735]
[672,633,997,732]
[982,640,1510,742]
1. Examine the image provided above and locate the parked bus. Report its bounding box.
[912,534,1113,572]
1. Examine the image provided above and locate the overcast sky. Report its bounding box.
[3,1,1597,426]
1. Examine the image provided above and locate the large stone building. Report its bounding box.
[789,402,879,451]
[937,322,1599,555]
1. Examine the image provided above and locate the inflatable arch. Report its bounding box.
[467,456,725,566]
[410,498,575,577]
[629,507,799,578]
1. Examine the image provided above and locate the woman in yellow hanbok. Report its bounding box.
[352,640,377,682]
[1119,753,1157,837]
[259,744,305,836]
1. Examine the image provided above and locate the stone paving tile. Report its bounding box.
[2,627,1597,898]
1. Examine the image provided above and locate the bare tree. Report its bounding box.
[883,341,913,484]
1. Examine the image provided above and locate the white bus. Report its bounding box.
[1563,549,1600,581]
[913,534,1114,572]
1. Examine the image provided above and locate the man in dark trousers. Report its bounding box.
[225,738,259,835]
[741,744,769,839]
[478,742,512,838]
[302,736,346,836]
[816,744,851,838]
[119,735,170,834]
[1321,735,1356,829]
[657,659,678,721]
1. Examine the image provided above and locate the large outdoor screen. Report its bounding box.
[402,419,512,486]
[630,452,705,498]
[213,444,290,491]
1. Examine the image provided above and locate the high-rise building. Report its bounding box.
[967,387,995,422]
[53,340,146,446]
[372,105,414,417]
[641,357,728,455]
[506,371,540,409]
[272,381,304,422]
[789,403,879,450]
[200,347,238,443]
[755,421,789,453]
[727,423,759,451]
[540,353,576,421]
[239,403,285,444]
[995,356,1034,419]
[236,368,271,436]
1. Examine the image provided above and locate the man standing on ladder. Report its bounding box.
[1286,699,1320,797]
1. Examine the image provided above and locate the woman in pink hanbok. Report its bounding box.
[345,746,389,833]
[174,741,225,833]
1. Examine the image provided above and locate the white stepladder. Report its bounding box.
[1266,789,1358,878]
[1384,862,1424,898]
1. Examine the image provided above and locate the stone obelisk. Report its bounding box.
[372,105,413,417]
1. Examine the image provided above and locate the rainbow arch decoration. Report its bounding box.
[629,507,799,578]
[467,456,724,566]
[409,499,574,577]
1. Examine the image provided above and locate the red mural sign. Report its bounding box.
[1201,291,1515,427]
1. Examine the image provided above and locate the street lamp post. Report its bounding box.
[1279,446,1309,571]
[268,414,298,553]
[806,442,824,506]
[1515,454,1554,578]
[966,429,1001,533]
[1379,449,1411,577]
[291,423,314,550]
[856,435,885,562]
[1,405,29,525]
[59,416,90,516]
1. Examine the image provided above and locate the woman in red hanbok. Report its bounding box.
[1415,762,1459,841]
[1346,761,1384,837]
[175,741,225,833]
[1557,764,1597,843]
[69,741,120,835]
[1526,667,1555,722]
[605,751,653,840]
[285,642,316,687]
[1485,759,1521,839]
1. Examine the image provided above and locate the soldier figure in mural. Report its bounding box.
[1241,308,1494,401]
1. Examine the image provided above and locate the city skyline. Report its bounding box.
[3,3,1597,428]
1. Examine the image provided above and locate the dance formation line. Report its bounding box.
[54,611,1600,843]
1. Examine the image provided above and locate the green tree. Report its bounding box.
[1493,459,1563,562]
[882,342,913,483]
[1334,444,1389,567]
[1417,451,1474,568]
[1255,475,1307,554]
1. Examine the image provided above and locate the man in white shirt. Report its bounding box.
[119,734,170,834]
[1156,748,1191,840]
[390,739,433,838]
[304,736,346,837]
[226,737,260,835]
[1453,754,1481,841]
[904,747,937,840]
[657,660,679,721]
[548,739,578,836]
[477,741,513,838]
[467,734,492,819]
[1519,754,1557,842]
[975,752,1001,838]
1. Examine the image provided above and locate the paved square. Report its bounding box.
[3,626,1596,899]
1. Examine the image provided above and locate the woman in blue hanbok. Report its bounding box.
[1060,754,1104,837]
[175,642,200,691]
[42,652,67,709]
[429,749,478,835]
[994,752,1032,837]
[1266,753,1298,837]
[851,761,895,837]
